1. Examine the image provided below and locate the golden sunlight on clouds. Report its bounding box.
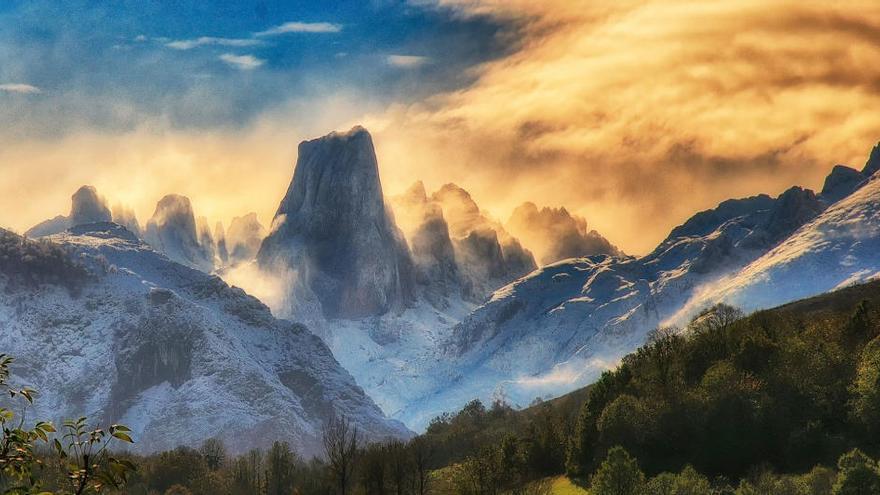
[369,0,880,252]
[0,123,296,235]
[4,1,880,255]
[0,96,369,236]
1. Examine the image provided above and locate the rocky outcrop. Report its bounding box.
[863,142,880,177]
[70,185,112,226]
[111,203,142,238]
[226,213,267,265]
[506,202,623,265]
[430,183,537,299]
[196,216,217,264]
[214,221,229,265]
[144,194,214,273]
[389,181,537,304]
[26,185,113,237]
[257,126,415,319]
[821,165,865,203]
[389,182,460,308]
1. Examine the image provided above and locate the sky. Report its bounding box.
[2,0,880,254]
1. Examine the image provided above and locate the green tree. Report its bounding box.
[832,449,880,495]
[672,465,710,495]
[590,446,645,495]
[266,441,297,495]
[844,300,874,344]
[645,472,676,495]
[199,438,226,472]
[796,465,835,495]
[0,353,135,495]
[596,395,650,455]
[851,337,880,436]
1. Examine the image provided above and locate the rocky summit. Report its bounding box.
[258,126,415,319]
[144,194,215,273]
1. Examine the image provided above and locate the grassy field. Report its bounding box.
[546,476,589,494]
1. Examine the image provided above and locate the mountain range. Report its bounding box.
[11,127,880,442]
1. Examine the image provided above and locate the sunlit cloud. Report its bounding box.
[386,55,429,68]
[364,0,880,253]
[219,53,265,70]
[255,21,342,36]
[0,83,41,94]
[166,37,262,50]
[4,1,880,258]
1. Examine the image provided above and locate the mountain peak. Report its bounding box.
[258,127,415,319]
[70,185,112,226]
[144,194,214,272]
[863,142,880,176]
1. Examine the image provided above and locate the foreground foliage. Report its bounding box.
[0,354,135,494]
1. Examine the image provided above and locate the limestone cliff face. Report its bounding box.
[70,185,112,226]
[389,182,460,308]
[258,126,415,319]
[144,194,215,273]
[226,213,267,265]
[431,183,537,299]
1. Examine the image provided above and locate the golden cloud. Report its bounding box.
[368,0,880,252]
[3,1,880,256]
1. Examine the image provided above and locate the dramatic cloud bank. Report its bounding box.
[3,1,880,254]
[366,0,880,252]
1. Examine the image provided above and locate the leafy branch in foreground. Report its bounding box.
[0,353,136,494]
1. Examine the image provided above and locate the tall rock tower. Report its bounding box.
[258,126,415,319]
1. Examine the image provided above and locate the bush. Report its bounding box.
[590,446,645,495]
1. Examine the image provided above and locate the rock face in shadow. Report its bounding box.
[214,221,229,265]
[144,194,215,273]
[258,126,415,319]
[389,182,461,308]
[389,181,537,305]
[226,213,267,265]
[431,183,537,299]
[70,185,112,226]
[26,185,113,237]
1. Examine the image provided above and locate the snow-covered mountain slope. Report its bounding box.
[672,171,880,321]
[385,183,835,427]
[0,223,409,456]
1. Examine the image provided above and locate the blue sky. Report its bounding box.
[0,0,511,135]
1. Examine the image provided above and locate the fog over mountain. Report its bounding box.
[8,125,880,441]
[506,202,623,265]
[25,185,112,238]
[144,194,215,273]
[226,213,267,266]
